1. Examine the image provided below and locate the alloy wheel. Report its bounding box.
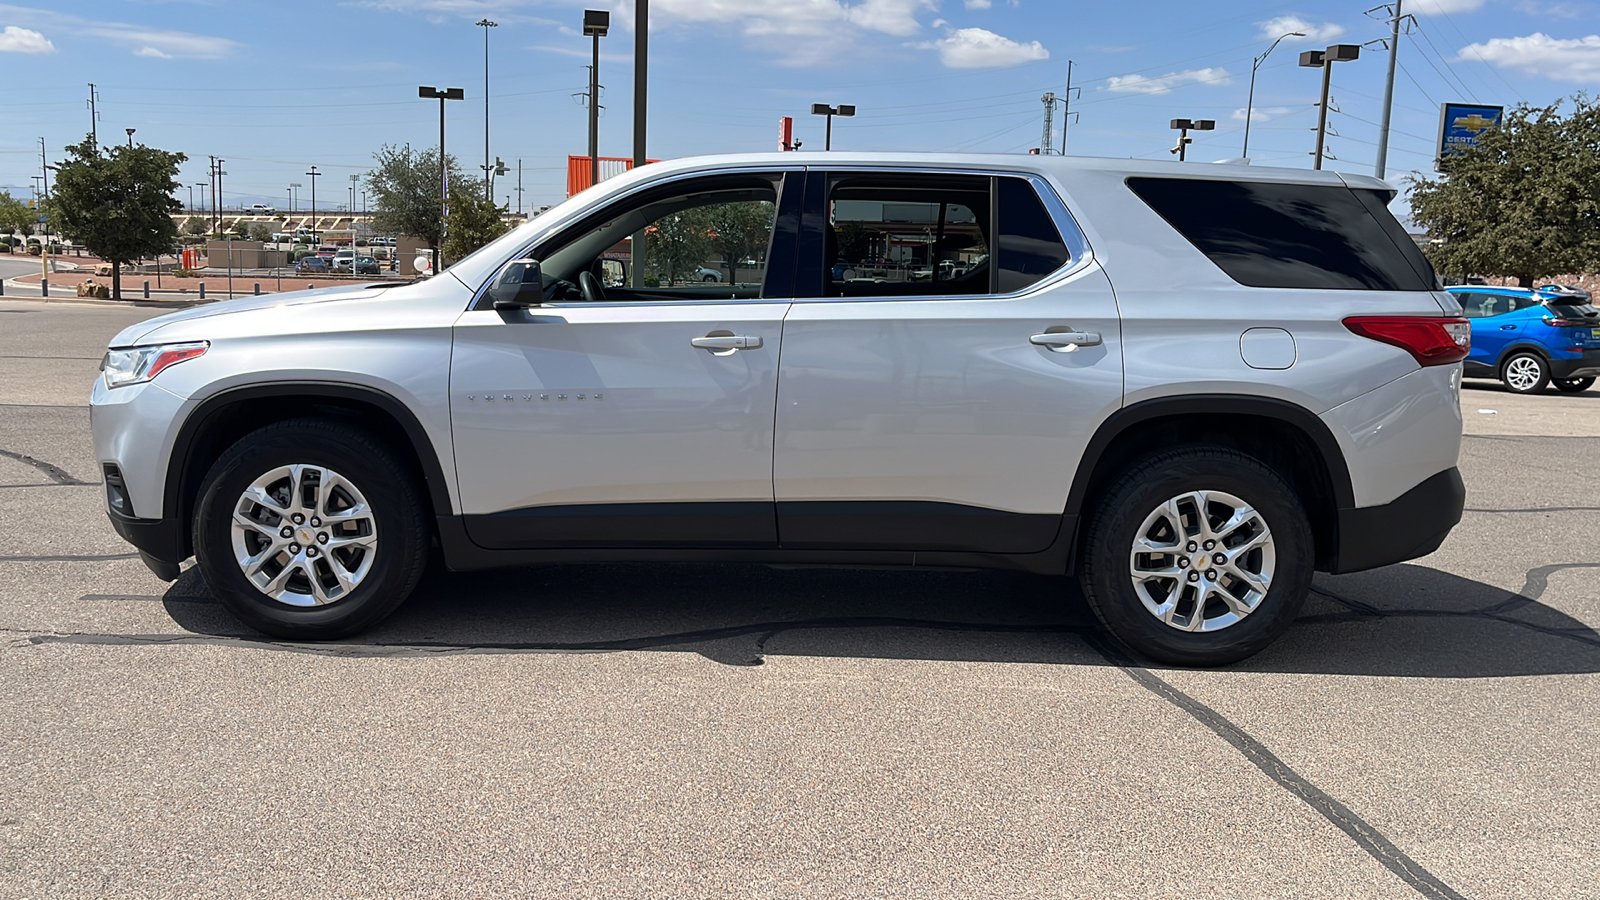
[1505,356,1543,391]
[229,463,378,607]
[1128,490,1276,633]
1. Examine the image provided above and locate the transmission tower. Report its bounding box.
[1039,92,1058,155]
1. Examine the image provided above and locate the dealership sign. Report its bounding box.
[1436,102,1504,166]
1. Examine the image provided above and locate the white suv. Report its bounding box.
[91,153,1468,665]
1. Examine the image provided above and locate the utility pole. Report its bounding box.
[477,18,497,202]
[38,137,48,199]
[1061,61,1080,153]
[216,158,226,223]
[516,158,524,216]
[1039,92,1057,155]
[86,83,99,148]
[583,10,610,190]
[306,165,320,242]
[632,0,648,287]
[1372,1,1411,180]
[208,156,218,232]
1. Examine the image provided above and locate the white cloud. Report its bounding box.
[1231,105,1294,122]
[925,26,1048,68]
[1515,0,1585,18]
[1104,67,1231,94]
[0,7,234,58]
[135,46,173,59]
[1459,32,1600,82]
[1256,15,1345,44]
[0,24,53,53]
[1409,0,1486,14]
[964,0,993,8]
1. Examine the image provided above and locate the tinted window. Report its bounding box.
[997,177,1072,293]
[826,175,991,297]
[1547,302,1599,319]
[1126,177,1437,291]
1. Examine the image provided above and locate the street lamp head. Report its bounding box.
[1299,49,1325,67]
[445,87,464,100]
[1326,43,1361,62]
[476,18,497,27]
[1194,119,1216,131]
[1170,118,1194,130]
[837,104,856,117]
[583,9,609,36]
[811,103,833,116]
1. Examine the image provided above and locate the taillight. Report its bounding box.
[1343,316,1470,366]
[1543,316,1594,327]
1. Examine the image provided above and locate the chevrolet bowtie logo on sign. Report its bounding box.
[1436,102,1504,169]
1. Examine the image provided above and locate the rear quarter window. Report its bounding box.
[1125,177,1439,292]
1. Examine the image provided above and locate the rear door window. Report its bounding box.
[1125,177,1439,292]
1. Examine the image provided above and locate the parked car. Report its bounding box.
[294,255,330,274]
[315,246,339,259]
[1448,285,1600,393]
[334,256,381,276]
[693,266,722,283]
[249,204,276,215]
[91,153,1468,666]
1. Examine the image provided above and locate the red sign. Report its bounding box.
[779,116,795,151]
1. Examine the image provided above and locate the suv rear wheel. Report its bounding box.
[1554,376,1594,393]
[1078,447,1313,667]
[193,419,428,639]
[1501,351,1550,393]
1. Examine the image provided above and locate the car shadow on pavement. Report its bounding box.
[156,559,1600,678]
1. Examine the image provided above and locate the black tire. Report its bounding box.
[702,274,717,282]
[1555,376,1595,393]
[193,419,429,640]
[1500,351,1550,394]
[1078,447,1313,667]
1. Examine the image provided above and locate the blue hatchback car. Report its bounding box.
[1448,285,1600,393]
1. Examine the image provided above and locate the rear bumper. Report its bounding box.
[1550,348,1600,380]
[1331,467,1464,574]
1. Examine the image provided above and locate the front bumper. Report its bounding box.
[1331,467,1465,574]
[1550,348,1600,380]
[107,509,185,580]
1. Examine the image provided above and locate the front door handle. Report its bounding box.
[691,334,764,351]
[1030,330,1102,352]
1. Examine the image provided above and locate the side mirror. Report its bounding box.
[597,257,626,288]
[490,258,545,310]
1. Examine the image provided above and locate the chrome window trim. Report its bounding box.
[793,166,1096,306]
[467,164,805,311]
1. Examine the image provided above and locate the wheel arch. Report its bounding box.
[164,382,453,559]
[1065,395,1354,572]
[1495,342,1552,373]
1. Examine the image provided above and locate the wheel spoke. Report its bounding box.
[1225,564,1270,597]
[1212,507,1260,543]
[1132,563,1184,582]
[240,486,289,520]
[307,563,335,605]
[229,462,378,609]
[260,556,303,597]
[1225,528,1271,558]
[1186,584,1211,631]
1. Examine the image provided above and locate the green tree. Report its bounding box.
[248,222,273,243]
[835,221,870,265]
[182,216,208,237]
[367,143,468,268]
[1408,98,1600,286]
[230,218,250,239]
[0,191,35,254]
[48,136,186,299]
[706,200,775,285]
[442,187,508,262]
[647,206,713,286]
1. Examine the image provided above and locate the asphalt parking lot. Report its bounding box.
[2,295,1596,899]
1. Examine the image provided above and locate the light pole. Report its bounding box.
[583,10,610,189]
[125,128,135,148]
[1300,44,1361,170]
[477,18,497,202]
[215,158,226,224]
[811,103,856,151]
[195,182,208,218]
[418,86,464,263]
[306,166,320,242]
[290,182,301,214]
[1169,118,1215,162]
[1243,31,1304,159]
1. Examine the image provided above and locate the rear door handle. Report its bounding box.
[691,334,764,351]
[1030,330,1102,352]
[1499,324,1517,330]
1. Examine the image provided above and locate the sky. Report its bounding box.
[0,0,1595,216]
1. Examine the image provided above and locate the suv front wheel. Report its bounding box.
[1078,447,1313,667]
[193,419,429,640]
[1501,351,1550,394]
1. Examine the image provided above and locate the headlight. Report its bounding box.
[101,341,209,389]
